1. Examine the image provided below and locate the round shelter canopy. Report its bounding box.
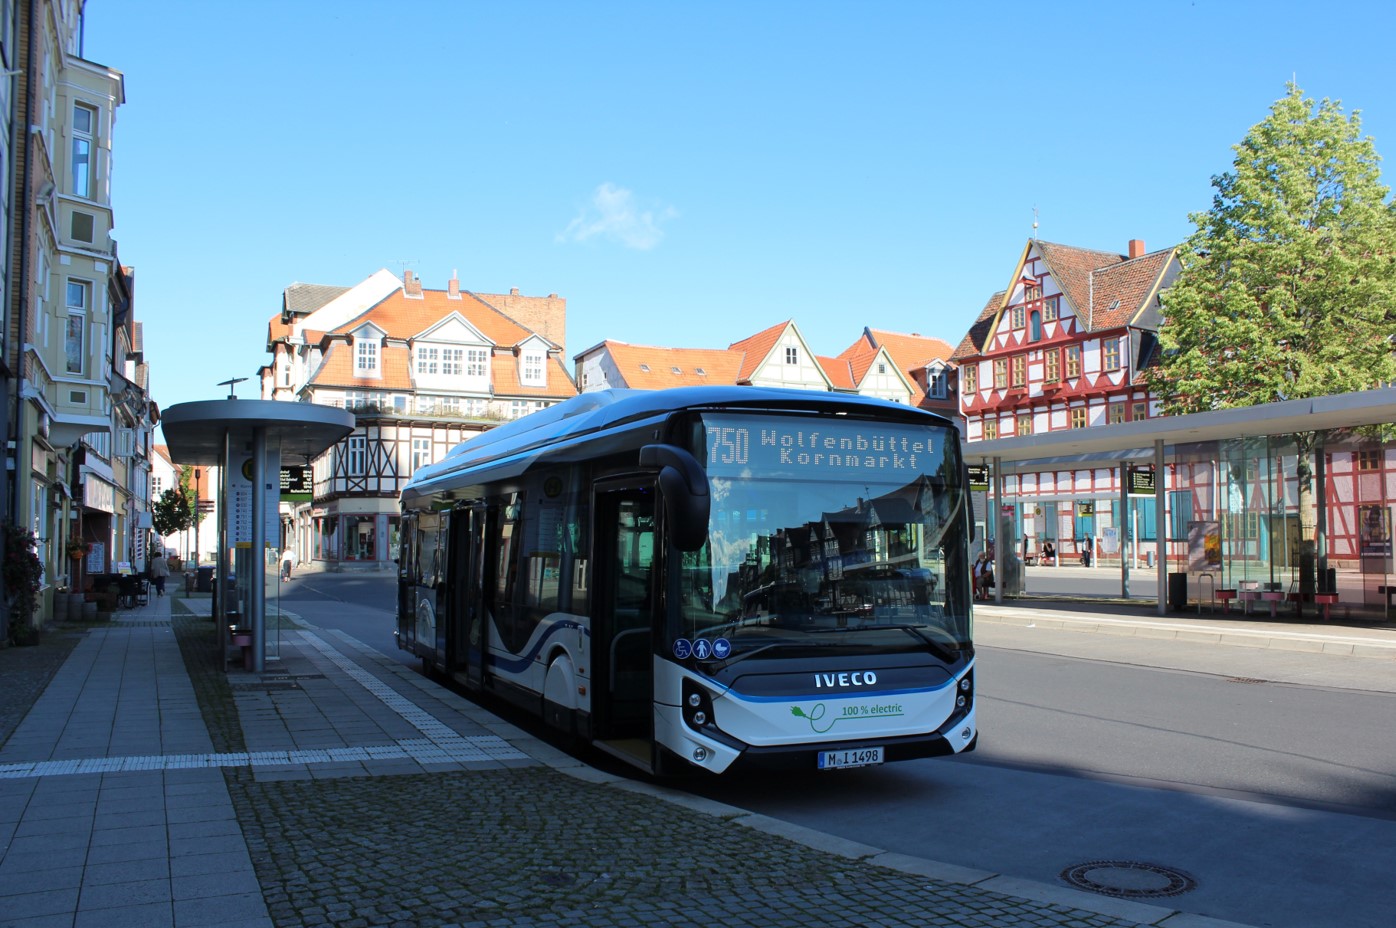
[161,399,355,466]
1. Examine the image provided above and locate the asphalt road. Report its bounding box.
[289,570,1396,928]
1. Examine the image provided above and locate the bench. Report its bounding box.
[1260,590,1284,618]
[1312,592,1340,621]
[1237,582,1261,615]
[1379,585,1396,606]
[1214,589,1237,614]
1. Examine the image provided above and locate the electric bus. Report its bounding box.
[397,386,976,775]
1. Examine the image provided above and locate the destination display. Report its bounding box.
[702,415,947,480]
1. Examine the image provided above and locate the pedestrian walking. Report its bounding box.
[281,547,296,581]
[149,551,169,596]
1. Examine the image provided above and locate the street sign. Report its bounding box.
[280,465,312,500]
[1076,501,1094,517]
[966,465,989,491]
[1127,464,1156,496]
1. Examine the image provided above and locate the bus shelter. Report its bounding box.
[963,387,1396,618]
[161,399,355,670]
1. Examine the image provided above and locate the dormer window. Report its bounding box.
[927,368,948,399]
[521,349,545,386]
[639,363,651,372]
[355,337,379,376]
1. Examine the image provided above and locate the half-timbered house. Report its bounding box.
[951,239,1181,560]
[261,270,577,569]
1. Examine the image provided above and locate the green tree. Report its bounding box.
[151,466,201,539]
[1148,83,1396,588]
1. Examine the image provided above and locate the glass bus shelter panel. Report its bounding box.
[265,545,284,660]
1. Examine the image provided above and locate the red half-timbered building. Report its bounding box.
[951,238,1180,560]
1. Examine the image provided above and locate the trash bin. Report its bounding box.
[1168,572,1189,612]
[196,566,214,592]
[1320,567,1337,594]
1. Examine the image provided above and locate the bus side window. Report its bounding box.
[487,494,527,652]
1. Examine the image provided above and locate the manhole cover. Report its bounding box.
[1060,860,1196,898]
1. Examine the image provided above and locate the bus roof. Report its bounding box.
[403,385,954,503]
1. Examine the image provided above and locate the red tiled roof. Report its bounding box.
[310,342,415,391]
[834,340,879,384]
[1035,241,1127,324]
[817,355,857,390]
[266,313,292,348]
[330,288,535,348]
[728,320,792,382]
[489,354,580,398]
[950,291,1005,360]
[1086,248,1176,330]
[310,341,576,398]
[865,329,955,371]
[600,341,745,389]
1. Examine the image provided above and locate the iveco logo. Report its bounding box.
[814,671,878,688]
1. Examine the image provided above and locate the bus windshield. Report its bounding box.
[674,412,972,661]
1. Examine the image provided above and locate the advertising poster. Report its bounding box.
[1358,505,1391,558]
[1187,521,1221,571]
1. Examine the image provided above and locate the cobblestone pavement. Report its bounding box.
[0,594,1249,928]
[226,766,1141,928]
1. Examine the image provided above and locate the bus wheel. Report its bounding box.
[543,655,579,741]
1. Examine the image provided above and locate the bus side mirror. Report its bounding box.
[639,444,710,552]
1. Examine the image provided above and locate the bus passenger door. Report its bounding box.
[397,513,416,649]
[402,510,445,663]
[449,503,487,689]
[592,481,657,749]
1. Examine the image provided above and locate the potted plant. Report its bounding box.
[67,539,89,561]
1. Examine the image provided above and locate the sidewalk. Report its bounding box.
[975,596,1396,661]
[0,595,1267,928]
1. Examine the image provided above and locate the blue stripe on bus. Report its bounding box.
[485,619,587,675]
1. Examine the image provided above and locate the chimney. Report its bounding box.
[510,287,520,296]
[448,269,460,300]
[404,269,422,298]
[1127,239,1146,259]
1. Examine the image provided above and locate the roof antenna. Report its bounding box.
[218,376,248,400]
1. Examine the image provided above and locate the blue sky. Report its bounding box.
[83,1,1396,427]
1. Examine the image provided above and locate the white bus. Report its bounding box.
[398,386,977,775]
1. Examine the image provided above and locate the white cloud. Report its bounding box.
[558,182,678,250]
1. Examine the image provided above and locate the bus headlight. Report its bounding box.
[956,671,974,713]
[682,680,715,732]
